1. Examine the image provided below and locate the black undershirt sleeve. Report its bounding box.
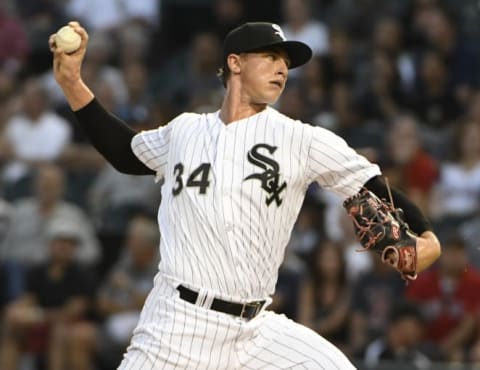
[364,175,432,235]
[73,99,154,176]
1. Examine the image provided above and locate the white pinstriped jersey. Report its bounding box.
[131,106,380,301]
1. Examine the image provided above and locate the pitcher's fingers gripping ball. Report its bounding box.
[343,188,418,280]
[54,25,81,54]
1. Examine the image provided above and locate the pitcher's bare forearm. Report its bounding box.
[60,78,94,111]
[416,231,441,272]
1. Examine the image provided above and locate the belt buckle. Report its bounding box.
[240,301,263,319]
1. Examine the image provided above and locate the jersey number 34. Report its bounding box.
[172,162,211,196]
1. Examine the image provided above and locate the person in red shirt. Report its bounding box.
[383,114,438,213]
[0,4,29,74]
[405,231,480,362]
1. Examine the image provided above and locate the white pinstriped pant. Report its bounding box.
[118,274,356,370]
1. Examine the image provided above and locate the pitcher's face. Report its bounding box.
[238,49,290,105]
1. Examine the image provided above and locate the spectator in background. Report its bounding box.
[363,302,431,370]
[121,0,160,28]
[328,81,384,162]
[357,50,406,122]
[281,0,329,57]
[467,90,480,123]
[65,0,159,32]
[0,77,71,200]
[271,247,308,323]
[349,256,406,357]
[296,56,329,124]
[419,6,477,107]
[211,0,246,40]
[63,216,159,370]
[372,16,416,93]
[468,312,480,364]
[0,219,94,370]
[285,202,321,264]
[327,0,407,41]
[0,197,11,243]
[88,163,160,276]
[429,119,480,226]
[320,27,355,90]
[0,69,18,128]
[14,0,64,27]
[382,114,438,213]
[117,22,152,66]
[0,164,100,267]
[154,31,222,112]
[13,0,65,74]
[116,61,151,127]
[301,241,351,352]
[410,50,461,131]
[277,85,310,122]
[407,0,439,48]
[280,0,327,80]
[0,2,29,76]
[406,232,480,362]
[0,198,15,308]
[0,199,21,307]
[457,94,480,268]
[322,81,358,133]
[0,262,8,311]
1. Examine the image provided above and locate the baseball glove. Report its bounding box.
[343,189,417,281]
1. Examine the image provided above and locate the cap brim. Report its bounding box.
[249,40,313,69]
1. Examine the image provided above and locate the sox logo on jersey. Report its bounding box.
[244,143,287,206]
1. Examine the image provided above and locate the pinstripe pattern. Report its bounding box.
[305,127,378,197]
[125,107,378,368]
[131,108,380,301]
[118,273,356,369]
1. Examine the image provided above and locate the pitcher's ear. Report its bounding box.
[227,53,242,74]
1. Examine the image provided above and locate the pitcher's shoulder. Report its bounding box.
[161,111,207,132]
[271,109,337,138]
[270,109,318,129]
[173,111,203,123]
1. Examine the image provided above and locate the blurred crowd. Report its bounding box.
[1,0,480,369]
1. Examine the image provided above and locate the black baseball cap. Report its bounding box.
[223,22,313,69]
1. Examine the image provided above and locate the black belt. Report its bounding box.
[176,285,266,320]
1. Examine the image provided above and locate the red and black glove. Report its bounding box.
[343,189,417,281]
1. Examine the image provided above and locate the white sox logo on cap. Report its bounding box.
[272,24,286,41]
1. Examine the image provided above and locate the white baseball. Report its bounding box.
[55,25,81,54]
